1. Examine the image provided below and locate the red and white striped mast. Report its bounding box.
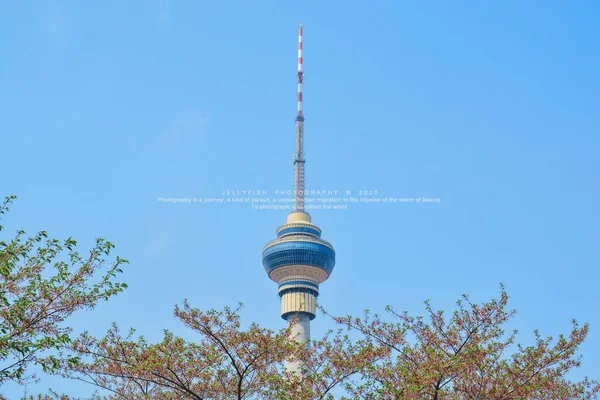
[294,22,306,213]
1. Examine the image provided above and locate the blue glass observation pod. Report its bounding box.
[262,212,335,320]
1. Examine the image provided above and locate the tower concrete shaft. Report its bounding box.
[286,313,311,374]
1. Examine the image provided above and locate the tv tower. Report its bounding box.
[262,23,336,374]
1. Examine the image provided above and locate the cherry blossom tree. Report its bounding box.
[63,302,382,400]
[59,287,597,399]
[60,287,598,399]
[64,303,291,399]
[334,286,600,400]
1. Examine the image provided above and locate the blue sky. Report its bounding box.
[1,0,599,396]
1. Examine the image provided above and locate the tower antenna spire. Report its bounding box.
[294,21,305,212]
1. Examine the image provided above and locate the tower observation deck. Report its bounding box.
[261,23,336,373]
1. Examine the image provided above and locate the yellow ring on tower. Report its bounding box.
[287,212,312,223]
